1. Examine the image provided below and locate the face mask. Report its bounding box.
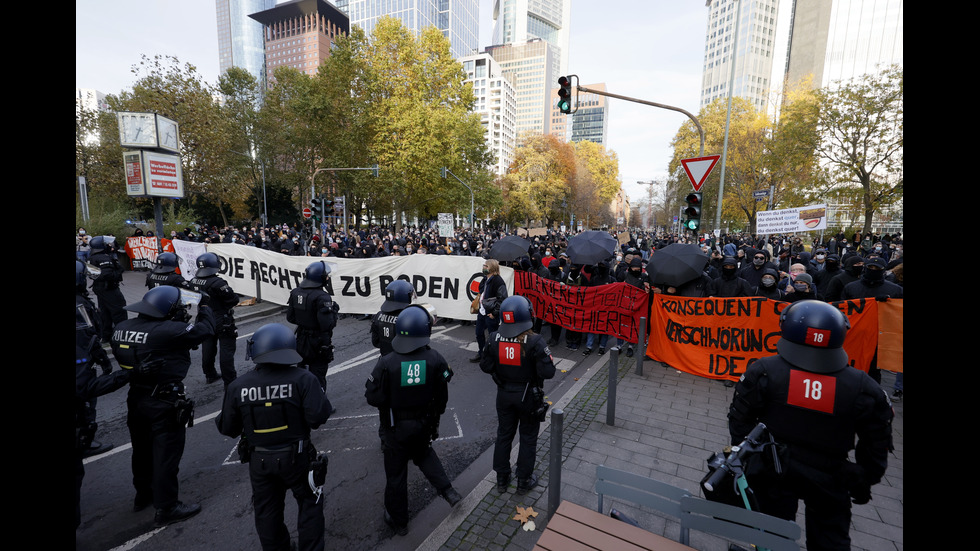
[549,267,560,276]
[815,254,825,260]
[630,269,641,276]
[761,276,775,287]
[753,258,764,266]
[863,268,885,282]
[793,283,809,292]
[482,268,489,276]
[545,251,552,256]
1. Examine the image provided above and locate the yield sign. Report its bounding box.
[680,155,721,192]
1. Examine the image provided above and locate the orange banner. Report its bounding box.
[645,297,883,382]
[877,299,903,373]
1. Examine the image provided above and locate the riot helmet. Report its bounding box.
[498,295,534,338]
[89,235,107,254]
[246,323,303,365]
[391,305,433,353]
[776,300,850,373]
[381,279,416,313]
[300,260,331,288]
[153,252,179,274]
[195,252,221,277]
[125,285,184,320]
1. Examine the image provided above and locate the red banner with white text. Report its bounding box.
[514,271,648,344]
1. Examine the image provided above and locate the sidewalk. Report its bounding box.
[421,351,904,551]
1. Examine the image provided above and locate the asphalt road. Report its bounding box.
[76,310,592,551]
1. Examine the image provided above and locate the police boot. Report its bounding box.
[516,474,538,495]
[154,501,201,527]
[496,472,511,493]
[383,510,408,536]
[439,487,462,507]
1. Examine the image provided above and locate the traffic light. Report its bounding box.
[324,199,335,216]
[310,196,322,219]
[557,76,572,114]
[683,192,703,231]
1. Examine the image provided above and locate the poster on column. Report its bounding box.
[204,244,513,319]
[645,296,880,382]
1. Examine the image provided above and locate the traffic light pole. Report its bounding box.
[310,165,379,229]
[573,83,705,157]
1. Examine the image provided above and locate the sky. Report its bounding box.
[76,0,708,205]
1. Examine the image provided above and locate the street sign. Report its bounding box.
[680,155,721,192]
[303,207,312,218]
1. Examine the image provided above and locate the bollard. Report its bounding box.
[606,347,618,426]
[636,316,646,376]
[548,408,564,515]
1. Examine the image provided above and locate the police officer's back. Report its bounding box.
[88,235,128,340]
[189,252,240,385]
[364,305,460,535]
[145,252,191,290]
[216,323,332,551]
[480,295,556,494]
[76,262,130,529]
[371,279,416,357]
[287,260,340,391]
[110,285,216,527]
[728,300,893,551]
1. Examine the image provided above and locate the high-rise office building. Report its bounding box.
[216,0,278,88]
[700,0,781,112]
[332,0,479,60]
[491,0,571,76]
[547,82,608,145]
[784,0,902,89]
[248,0,350,85]
[485,38,558,139]
[461,53,518,175]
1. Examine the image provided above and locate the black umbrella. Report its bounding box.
[647,243,709,287]
[566,230,617,265]
[488,235,531,261]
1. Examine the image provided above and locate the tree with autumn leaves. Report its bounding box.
[668,65,902,235]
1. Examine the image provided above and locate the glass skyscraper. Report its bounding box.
[216,0,278,87]
[332,0,479,60]
[491,0,570,75]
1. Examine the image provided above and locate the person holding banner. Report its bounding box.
[728,300,893,551]
[470,259,508,363]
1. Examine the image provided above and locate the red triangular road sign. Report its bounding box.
[680,155,721,192]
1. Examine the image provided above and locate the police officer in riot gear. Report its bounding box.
[110,285,216,527]
[76,263,130,529]
[728,300,893,551]
[145,252,192,290]
[88,235,128,341]
[287,260,340,393]
[365,305,461,536]
[189,252,240,385]
[217,323,332,551]
[480,295,556,494]
[370,279,417,444]
[76,260,116,457]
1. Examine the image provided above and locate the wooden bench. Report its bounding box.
[533,500,697,551]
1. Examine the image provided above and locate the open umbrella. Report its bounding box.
[566,230,617,265]
[488,235,531,261]
[647,243,709,287]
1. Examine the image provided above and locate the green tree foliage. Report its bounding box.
[502,134,576,228]
[793,65,903,234]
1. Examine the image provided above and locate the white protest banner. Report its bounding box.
[171,239,207,279]
[755,204,828,234]
[204,244,514,319]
